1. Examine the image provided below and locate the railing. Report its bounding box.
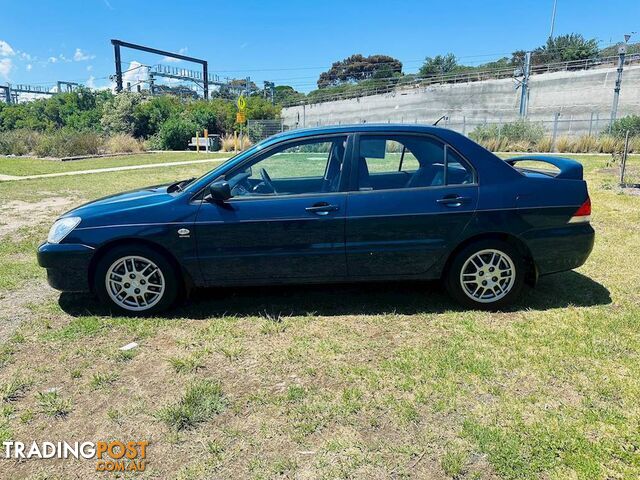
[283,53,640,107]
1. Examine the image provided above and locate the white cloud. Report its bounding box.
[0,58,13,79]
[86,75,96,89]
[0,40,15,57]
[73,48,95,61]
[48,54,71,64]
[163,47,188,63]
[111,61,149,92]
[26,63,32,71]
[19,51,32,61]
[87,65,93,71]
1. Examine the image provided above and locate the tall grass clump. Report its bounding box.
[536,136,553,152]
[597,135,623,154]
[555,136,574,153]
[220,134,236,152]
[470,120,544,152]
[156,379,225,431]
[629,136,640,153]
[105,134,144,153]
[0,129,42,156]
[220,133,253,152]
[573,135,598,153]
[34,130,103,157]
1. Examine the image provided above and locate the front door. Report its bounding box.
[345,133,478,277]
[195,135,351,283]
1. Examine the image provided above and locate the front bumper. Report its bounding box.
[37,242,95,292]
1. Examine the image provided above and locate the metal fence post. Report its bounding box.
[620,130,630,186]
[588,112,594,136]
[551,113,560,151]
[462,116,466,136]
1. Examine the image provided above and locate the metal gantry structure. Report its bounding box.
[111,39,210,99]
[111,39,264,101]
[0,81,81,104]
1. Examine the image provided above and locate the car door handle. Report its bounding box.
[436,195,471,207]
[305,203,340,215]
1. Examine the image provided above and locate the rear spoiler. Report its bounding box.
[505,155,583,180]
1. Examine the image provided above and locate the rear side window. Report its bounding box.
[356,135,474,191]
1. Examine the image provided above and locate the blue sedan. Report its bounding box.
[37,124,594,314]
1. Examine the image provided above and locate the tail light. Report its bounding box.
[568,197,591,223]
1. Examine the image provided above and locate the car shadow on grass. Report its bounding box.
[58,271,611,319]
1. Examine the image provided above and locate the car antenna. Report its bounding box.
[433,115,448,126]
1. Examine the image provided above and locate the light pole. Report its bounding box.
[549,0,558,40]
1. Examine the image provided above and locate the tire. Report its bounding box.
[94,244,179,315]
[445,239,525,310]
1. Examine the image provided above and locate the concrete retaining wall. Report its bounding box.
[282,65,640,137]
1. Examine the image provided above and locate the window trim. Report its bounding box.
[351,132,477,192]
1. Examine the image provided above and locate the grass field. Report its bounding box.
[0,151,230,177]
[0,153,639,479]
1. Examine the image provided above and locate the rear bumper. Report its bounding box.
[522,223,595,275]
[37,242,94,292]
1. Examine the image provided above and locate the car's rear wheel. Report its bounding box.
[94,245,179,315]
[445,239,525,310]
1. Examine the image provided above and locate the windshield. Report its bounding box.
[180,140,269,191]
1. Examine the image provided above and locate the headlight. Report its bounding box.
[47,217,81,244]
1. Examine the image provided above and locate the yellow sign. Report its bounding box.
[236,112,246,123]
[237,95,246,111]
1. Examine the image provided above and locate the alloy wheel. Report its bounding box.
[105,255,165,311]
[459,249,516,303]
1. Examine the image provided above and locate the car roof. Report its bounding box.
[271,123,448,141]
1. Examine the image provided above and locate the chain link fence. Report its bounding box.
[281,114,615,139]
[247,119,287,142]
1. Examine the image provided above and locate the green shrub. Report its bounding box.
[470,120,544,145]
[609,115,640,139]
[157,116,197,150]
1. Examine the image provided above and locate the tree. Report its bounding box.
[100,92,144,135]
[273,85,305,105]
[133,95,181,138]
[513,34,599,66]
[317,54,402,88]
[418,53,459,77]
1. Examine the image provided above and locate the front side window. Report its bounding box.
[357,135,474,191]
[224,136,348,197]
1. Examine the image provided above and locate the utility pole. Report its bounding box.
[519,51,531,117]
[549,0,558,40]
[610,43,627,130]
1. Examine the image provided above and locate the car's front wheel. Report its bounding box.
[94,245,179,315]
[445,239,525,310]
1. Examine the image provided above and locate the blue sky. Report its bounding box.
[1,0,638,93]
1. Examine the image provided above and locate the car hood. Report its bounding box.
[61,184,179,226]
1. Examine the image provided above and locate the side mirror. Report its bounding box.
[208,181,232,203]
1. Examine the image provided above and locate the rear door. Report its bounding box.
[345,133,478,277]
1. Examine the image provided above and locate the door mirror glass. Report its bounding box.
[208,181,232,202]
